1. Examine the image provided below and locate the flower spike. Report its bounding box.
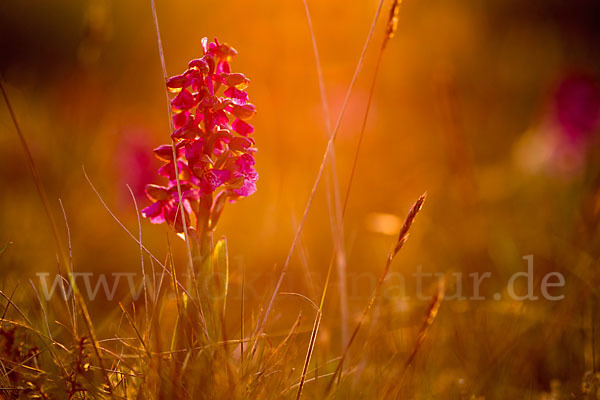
[142,38,258,235]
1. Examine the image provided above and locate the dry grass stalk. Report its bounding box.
[325,193,427,395]
[252,0,388,356]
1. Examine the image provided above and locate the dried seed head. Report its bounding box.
[391,192,426,258]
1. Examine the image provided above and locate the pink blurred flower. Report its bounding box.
[514,72,600,178]
[116,128,156,201]
[549,73,600,175]
[554,73,600,144]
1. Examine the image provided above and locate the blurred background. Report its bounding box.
[2,0,600,397]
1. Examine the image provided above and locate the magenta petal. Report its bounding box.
[173,111,189,129]
[157,162,174,179]
[184,69,204,91]
[154,144,176,161]
[158,161,189,181]
[172,89,197,110]
[235,154,259,181]
[236,153,255,170]
[185,139,205,160]
[231,103,256,120]
[222,73,248,87]
[232,119,254,136]
[234,180,257,197]
[247,169,258,181]
[212,169,231,185]
[229,137,253,151]
[150,213,166,224]
[172,117,201,140]
[215,110,229,127]
[188,58,209,74]
[142,201,162,217]
[142,201,166,224]
[201,169,231,193]
[181,188,199,201]
[217,60,231,74]
[224,87,248,105]
[166,74,187,89]
[145,184,169,201]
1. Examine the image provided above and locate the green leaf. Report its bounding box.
[212,236,229,316]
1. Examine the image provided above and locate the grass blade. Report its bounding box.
[253,0,387,356]
[325,193,426,394]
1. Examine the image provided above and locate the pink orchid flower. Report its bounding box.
[142,38,258,235]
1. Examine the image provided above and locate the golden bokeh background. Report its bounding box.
[1,0,600,396]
